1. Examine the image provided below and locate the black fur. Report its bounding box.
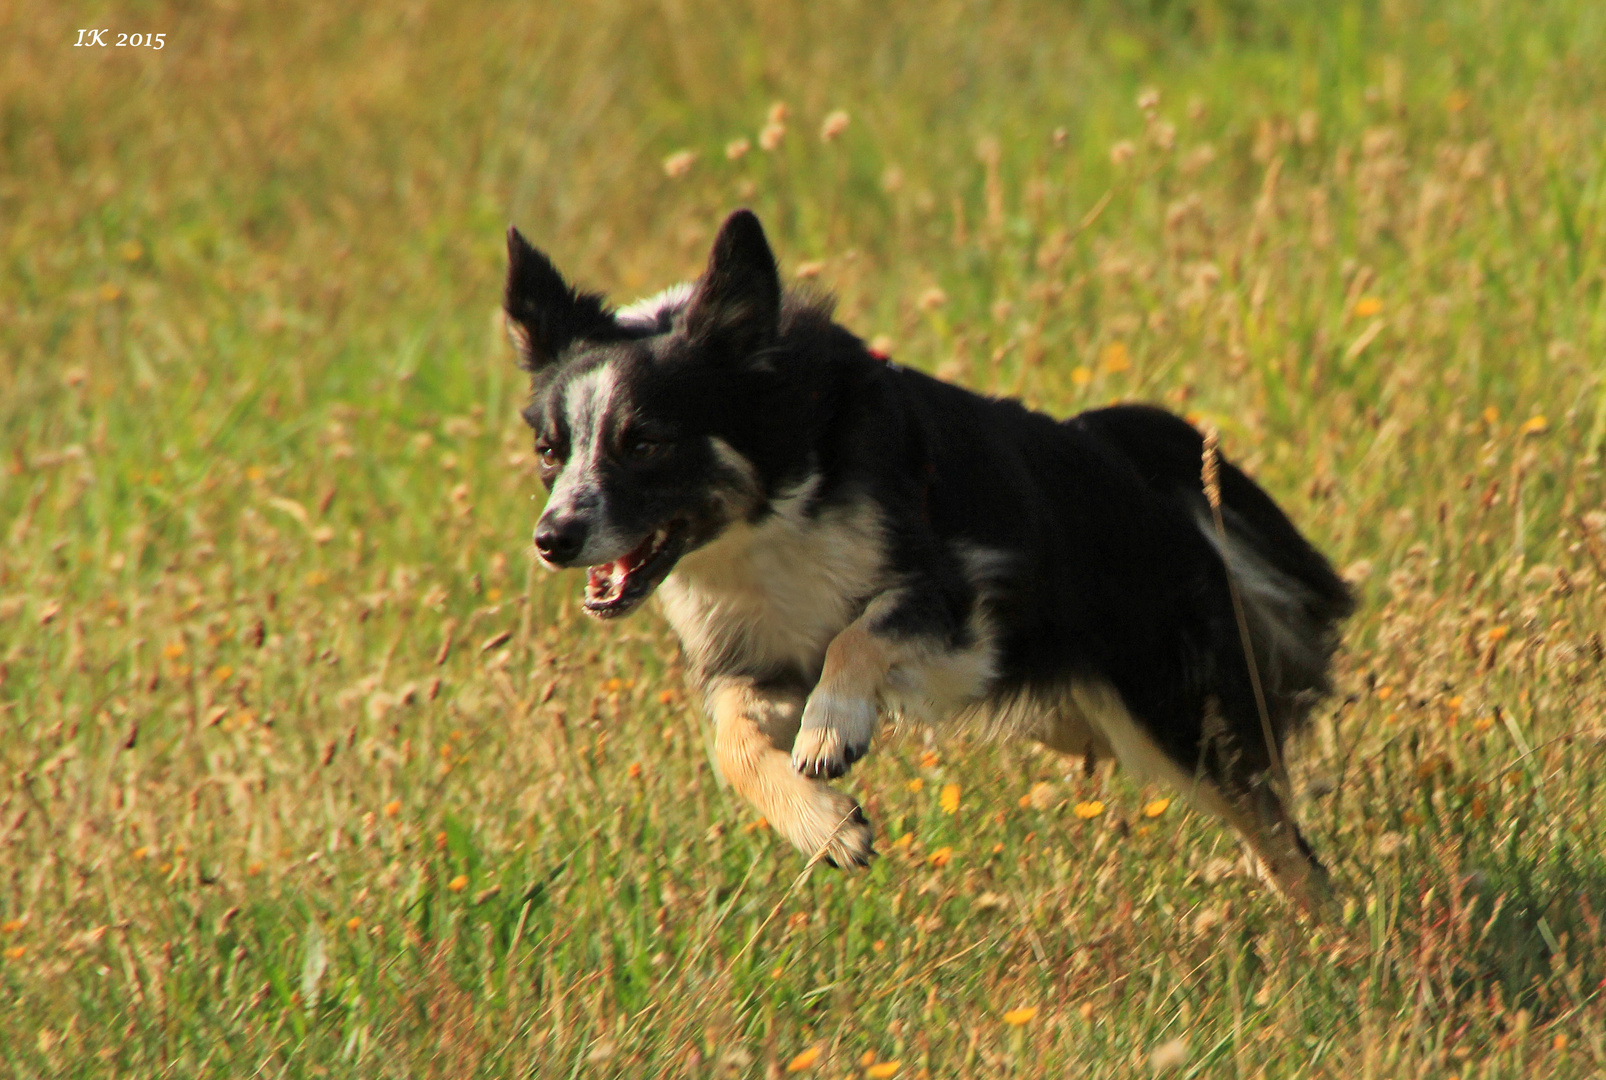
[506,209,1354,885]
[505,227,625,374]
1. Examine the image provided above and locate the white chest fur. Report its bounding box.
[655,480,886,681]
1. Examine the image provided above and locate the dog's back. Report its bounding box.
[505,208,1354,910]
[858,372,1353,908]
[867,373,1352,755]
[1071,403,1354,739]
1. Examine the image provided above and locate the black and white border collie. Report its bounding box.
[504,209,1354,913]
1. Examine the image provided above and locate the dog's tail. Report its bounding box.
[1074,405,1354,738]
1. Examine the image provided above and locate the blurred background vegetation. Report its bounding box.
[3,1,1606,1076]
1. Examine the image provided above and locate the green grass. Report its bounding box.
[5,0,1606,1075]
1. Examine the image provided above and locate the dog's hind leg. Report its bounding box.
[1198,773,1334,917]
[708,680,875,868]
[1057,681,1333,917]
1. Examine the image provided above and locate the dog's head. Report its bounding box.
[505,210,787,618]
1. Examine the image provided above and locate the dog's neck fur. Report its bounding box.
[655,472,888,686]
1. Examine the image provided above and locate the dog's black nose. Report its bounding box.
[534,519,586,566]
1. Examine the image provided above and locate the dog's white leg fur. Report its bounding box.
[709,681,874,867]
[793,593,998,778]
[792,619,889,778]
[1046,681,1333,917]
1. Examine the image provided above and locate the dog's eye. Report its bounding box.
[535,443,562,473]
[624,435,669,462]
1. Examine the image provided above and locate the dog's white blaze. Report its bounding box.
[540,362,634,566]
[563,362,618,465]
[615,283,693,332]
[657,475,887,678]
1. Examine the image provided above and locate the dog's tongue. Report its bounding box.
[586,532,657,601]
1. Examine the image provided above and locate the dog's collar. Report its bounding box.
[867,345,901,371]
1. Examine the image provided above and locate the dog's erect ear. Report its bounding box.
[684,210,781,357]
[504,227,616,371]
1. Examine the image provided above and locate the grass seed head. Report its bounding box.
[662,150,697,178]
[1149,1038,1189,1071]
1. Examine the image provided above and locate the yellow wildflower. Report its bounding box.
[1002,1006,1038,1026]
[1100,341,1131,373]
[785,1045,822,1072]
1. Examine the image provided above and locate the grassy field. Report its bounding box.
[5,0,1606,1075]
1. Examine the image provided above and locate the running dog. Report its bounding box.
[503,209,1354,913]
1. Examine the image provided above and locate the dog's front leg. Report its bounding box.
[791,616,890,779]
[709,679,875,867]
[793,589,994,779]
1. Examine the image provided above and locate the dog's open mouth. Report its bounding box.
[582,522,687,618]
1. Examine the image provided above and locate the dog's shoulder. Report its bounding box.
[658,474,889,683]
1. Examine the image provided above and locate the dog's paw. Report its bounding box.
[807,790,875,869]
[757,760,875,867]
[791,725,864,779]
[792,693,877,778]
